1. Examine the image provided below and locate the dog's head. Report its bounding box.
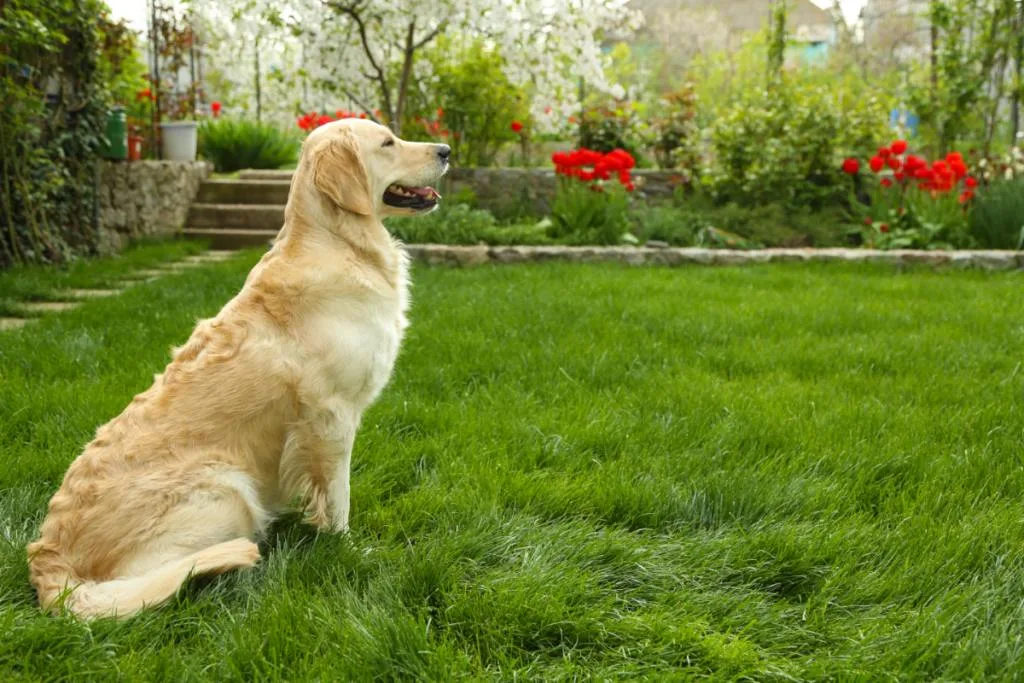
[302,118,449,218]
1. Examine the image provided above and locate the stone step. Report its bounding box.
[181,228,278,250]
[187,203,285,230]
[197,179,291,204]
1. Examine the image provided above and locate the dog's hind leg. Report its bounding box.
[279,399,358,532]
[114,468,270,579]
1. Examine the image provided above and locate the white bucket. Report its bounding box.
[159,121,198,162]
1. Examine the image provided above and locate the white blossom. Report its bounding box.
[192,0,641,131]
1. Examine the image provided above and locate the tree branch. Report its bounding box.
[413,20,447,50]
[328,0,393,119]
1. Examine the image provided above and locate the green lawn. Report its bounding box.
[2,252,1023,680]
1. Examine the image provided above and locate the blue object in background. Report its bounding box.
[890,109,920,137]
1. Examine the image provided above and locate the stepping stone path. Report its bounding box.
[0,250,235,333]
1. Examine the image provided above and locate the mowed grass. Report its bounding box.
[1,252,1024,680]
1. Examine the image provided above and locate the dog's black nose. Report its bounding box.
[437,144,451,161]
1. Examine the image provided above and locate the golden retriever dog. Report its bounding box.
[27,118,450,619]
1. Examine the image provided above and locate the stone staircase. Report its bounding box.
[182,170,292,249]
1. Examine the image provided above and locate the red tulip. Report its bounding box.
[887,157,901,171]
[869,156,884,173]
[842,158,860,175]
[211,101,222,117]
[511,120,524,133]
[890,140,908,155]
[880,178,893,188]
[965,176,978,188]
[878,146,892,158]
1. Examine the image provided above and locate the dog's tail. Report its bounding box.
[28,537,260,620]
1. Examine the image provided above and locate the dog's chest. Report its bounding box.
[304,278,410,409]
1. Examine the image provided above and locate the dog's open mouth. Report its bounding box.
[383,184,440,211]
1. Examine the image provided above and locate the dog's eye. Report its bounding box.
[382,138,395,148]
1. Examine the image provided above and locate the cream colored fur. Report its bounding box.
[27,119,449,619]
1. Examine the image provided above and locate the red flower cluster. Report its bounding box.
[296,109,367,131]
[842,141,979,204]
[412,108,451,138]
[552,148,636,192]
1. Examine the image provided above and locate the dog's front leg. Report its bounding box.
[280,399,358,532]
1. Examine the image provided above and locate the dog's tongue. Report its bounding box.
[410,186,440,200]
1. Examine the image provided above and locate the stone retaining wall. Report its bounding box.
[442,168,684,218]
[405,245,1024,270]
[98,161,210,254]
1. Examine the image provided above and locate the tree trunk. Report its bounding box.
[984,48,1009,158]
[930,2,941,156]
[393,21,417,136]
[1013,0,1023,145]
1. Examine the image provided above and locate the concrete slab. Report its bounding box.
[18,301,79,314]
[0,317,30,331]
[64,288,121,298]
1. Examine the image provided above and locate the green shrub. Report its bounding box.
[969,178,1024,249]
[704,83,888,210]
[650,86,700,173]
[1,0,113,266]
[403,39,529,167]
[629,206,701,246]
[578,102,648,165]
[198,120,299,173]
[664,192,853,248]
[386,204,552,245]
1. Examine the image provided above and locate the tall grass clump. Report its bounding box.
[969,178,1024,249]
[199,119,299,173]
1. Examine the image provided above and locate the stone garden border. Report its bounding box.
[404,245,1024,270]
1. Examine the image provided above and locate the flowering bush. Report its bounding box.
[976,143,1024,184]
[550,148,636,244]
[842,141,976,249]
[296,109,368,132]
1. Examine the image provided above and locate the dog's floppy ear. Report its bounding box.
[313,130,372,215]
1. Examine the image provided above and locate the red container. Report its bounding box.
[127,135,143,161]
